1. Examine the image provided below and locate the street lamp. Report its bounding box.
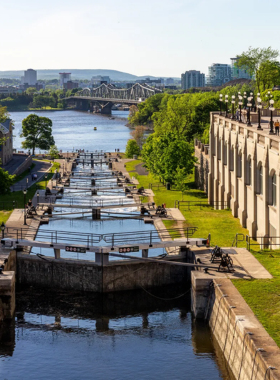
[1,222,5,239]
[231,95,235,120]
[247,96,252,126]
[23,189,27,225]
[225,95,229,118]
[238,93,243,123]
[269,99,275,135]
[45,174,48,188]
[26,177,29,188]
[219,94,223,115]
[257,93,263,130]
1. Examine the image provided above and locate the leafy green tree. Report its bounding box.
[129,93,166,125]
[174,167,189,200]
[142,132,196,184]
[49,145,60,159]
[258,61,280,90]
[21,114,55,155]
[0,168,15,194]
[125,139,140,158]
[236,46,279,92]
[26,87,37,95]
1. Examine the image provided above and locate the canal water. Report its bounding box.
[3,110,233,379]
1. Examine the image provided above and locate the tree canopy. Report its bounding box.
[20,114,55,155]
[125,139,140,158]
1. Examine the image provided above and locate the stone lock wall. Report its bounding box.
[194,139,210,195]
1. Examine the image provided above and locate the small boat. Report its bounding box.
[109,117,115,120]
[94,127,97,130]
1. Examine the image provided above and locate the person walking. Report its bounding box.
[275,119,280,136]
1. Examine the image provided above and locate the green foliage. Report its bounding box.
[142,132,196,184]
[26,87,37,95]
[236,46,279,92]
[20,114,55,155]
[128,93,166,125]
[125,139,140,158]
[49,145,60,159]
[174,167,189,200]
[0,167,15,194]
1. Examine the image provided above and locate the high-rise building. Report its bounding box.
[91,76,111,86]
[166,78,174,85]
[59,73,71,88]
[230,58,252,80]
[206,64,232,86]
[21,69,37,86]
[181,70,205,90]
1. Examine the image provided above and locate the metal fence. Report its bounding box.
[149,183,166,191]
[174,200,229,210]
[0,201,18,211]
[3,226,198,247]
[232,233,280,251]
[38,196,141,207]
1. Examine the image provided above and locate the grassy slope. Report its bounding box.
[127,159,280,347]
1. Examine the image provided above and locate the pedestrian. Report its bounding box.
[275,119,280,136]
[236,109,239,121]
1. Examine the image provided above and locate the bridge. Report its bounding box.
[63,82,162,114]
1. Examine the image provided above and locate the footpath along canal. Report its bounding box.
[0,110,234,380]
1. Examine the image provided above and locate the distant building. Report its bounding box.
[231,58,252,80]
[166,78,174,85]
[0,119,13,165]
[63,81,79,90]
[138,77,164,89]
[59,73,71,88]
[21,69,37,86]
[206,64,232,86]
[0,86,22,96]
[181,70,205,90]
[91,76,111,87]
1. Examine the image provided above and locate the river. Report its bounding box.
[2,110,233,380]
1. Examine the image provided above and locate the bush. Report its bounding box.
[125,139,140,158]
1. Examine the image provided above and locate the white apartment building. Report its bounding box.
[21,69,37,86]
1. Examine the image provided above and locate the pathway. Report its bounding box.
[11,160,52,192]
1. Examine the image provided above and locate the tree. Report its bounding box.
[0,168,15,194]
[130,125,146,150]
[26,87,37,95]
[125,139,140,158]
[128,105,138,120]
[258,61,280,90]
[49,145,60,159]
[21,114,55,155]
[236,46,279,92]
[142,132,196,184]
[174,167,189,200]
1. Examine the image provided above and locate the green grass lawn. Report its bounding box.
[232,251,280,347]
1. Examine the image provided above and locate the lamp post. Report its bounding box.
[257,93,263,130]
[23,189,27,225]
[1,222,5,239]
[26,177,29,188]
[231,95,235,120]
[238,93,243,123]
[219,94,223,115]
[225,95,229,118]
[37,191,40,207]
[269,99,275,135]
[247,96,252,126]
[45,174,48,188]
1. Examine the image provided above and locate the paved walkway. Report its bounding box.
[2,155,27,174]
[11,160,52,192]
[135,163,149,176]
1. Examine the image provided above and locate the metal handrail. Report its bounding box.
[174,200,229,210]
[232,233,245,247]
[38,196,140,207]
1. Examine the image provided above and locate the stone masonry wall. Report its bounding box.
[194,139,210,195]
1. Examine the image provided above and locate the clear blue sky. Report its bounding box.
[1,0,279,77]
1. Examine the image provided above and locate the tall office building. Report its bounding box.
[181,70,205,90]
[231,58,252,80]
[59,73,71,87]
[21,69,37,86]
[206,64,232,86]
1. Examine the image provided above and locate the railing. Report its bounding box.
[3,226,198,247]
[232,233,245,247]
[149,183,165,190]
[38,196,140,207]
[246,235,280,251]
[174,200,229,210]
[0,201,18,211]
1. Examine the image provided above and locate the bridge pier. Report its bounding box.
[100,102,113,115]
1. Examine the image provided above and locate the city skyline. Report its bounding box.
[2,0,280,77]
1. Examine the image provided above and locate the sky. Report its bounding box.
[1,0,280,77]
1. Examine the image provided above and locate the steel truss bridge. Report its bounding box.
[63,83,162,114]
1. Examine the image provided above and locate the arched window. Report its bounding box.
[272,173,277,207]
[237,152,242,178]
[247,156,252,185]
[257,164,263,195]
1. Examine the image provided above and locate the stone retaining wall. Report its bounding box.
[13,155,32,176]
[192,274,280,380]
